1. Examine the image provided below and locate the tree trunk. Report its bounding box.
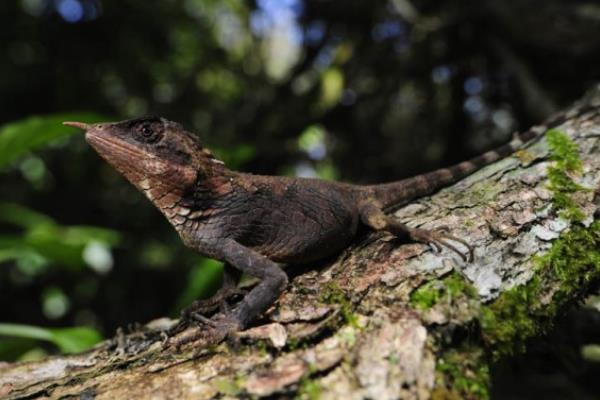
[3,88,600,400]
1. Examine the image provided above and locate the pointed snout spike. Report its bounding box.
[63,121,92,130]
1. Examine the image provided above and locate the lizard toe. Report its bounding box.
[410,228,474,262]
[164,312,243,350]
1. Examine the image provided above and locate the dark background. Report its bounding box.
[2,0,600,397]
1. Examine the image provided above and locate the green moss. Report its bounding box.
[287,337,301,351]
[254,339,269,355]
[410,281,442,309]
[463,219,475,228]
[481,221,600,358]
[479,277,541,356]
[298,364,322,400]
[410,272,477,310]
[465,181,503,205]
[514,148,536,165]
[339,327,357,347]
[546,129,583,172]
[436,349,490,400]
[213,376,245,396]
[545,129,586,221]
[430,388,462,400]
[538,222,600,294]
[433,129,599,396]
[480,130,600,358]
[410,275,485,398]
[321,282,359,328]
[298,377,322,400]
[445,273,478,299]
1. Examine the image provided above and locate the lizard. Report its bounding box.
[62,114,565,346]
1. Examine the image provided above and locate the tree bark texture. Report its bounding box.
[3,88,600,400]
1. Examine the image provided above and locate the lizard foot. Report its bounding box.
[185,288,246,315]
[409,227,474,262]
[167,287,246,337]
[165,312,242,350]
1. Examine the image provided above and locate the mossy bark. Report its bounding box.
[3,89,600,399]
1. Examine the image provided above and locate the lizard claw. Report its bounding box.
[183,288,246,316]
[409,228,474,262]
[435,225,450,234]
[428,240,443,253]
[165,313,242,350]
[167,288,246,337]
[189,312,219,328]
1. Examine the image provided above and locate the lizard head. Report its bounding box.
[64,117,223,211]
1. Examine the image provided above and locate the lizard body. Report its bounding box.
[63,116,551,345]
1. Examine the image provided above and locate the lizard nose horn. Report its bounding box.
[63,121,92,130]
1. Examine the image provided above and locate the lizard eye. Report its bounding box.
[141,124,153,136]
[134,121,164,143]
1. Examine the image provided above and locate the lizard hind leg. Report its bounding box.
[359,202,474,262]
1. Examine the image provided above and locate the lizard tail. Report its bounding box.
[364,127,543,210]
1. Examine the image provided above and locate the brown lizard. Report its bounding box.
[62,116,558,346]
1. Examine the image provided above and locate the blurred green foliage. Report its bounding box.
[0,202,120,272]
[173,259,224,314]
[0,323,102,355]
[0,113,105,169]
[0,112,226,360]
[0,113,114,359]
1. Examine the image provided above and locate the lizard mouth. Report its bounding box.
[64,121,147,165]
[85,130,144,161]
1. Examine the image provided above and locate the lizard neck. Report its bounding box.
[136,155,234,232]
[166,166,239,234]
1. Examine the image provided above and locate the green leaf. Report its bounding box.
[0,338,38,361]
[0,247,29,264]
[0,323,102,354]
[0,112,107,169]
[582,344,600,362]
[61,226,121,247]
[0,323,52,341]
[319,68,344,110]
[0,202,55,229]
[48,327,103,353]
[298,125,326,153]
[0,239,49,275]
[24,224,101,270]
[173,259,223,313]
[0,203,120,271]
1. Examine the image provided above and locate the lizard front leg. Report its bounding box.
[186,263,243,315]
[169,264,244,336]
[359,202,473,262]
[168,238,288,348]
